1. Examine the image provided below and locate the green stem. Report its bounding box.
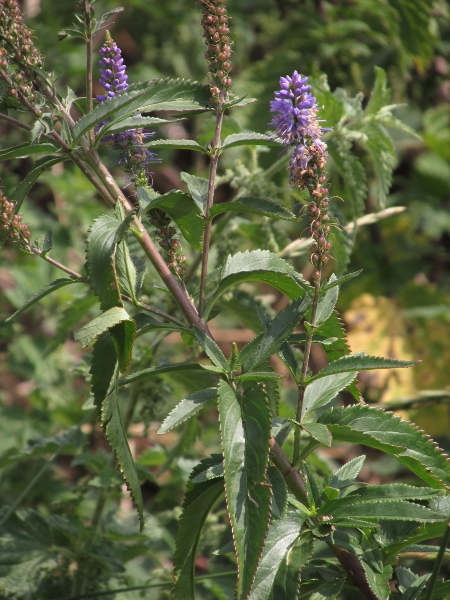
[424,522,450,600]
[84,0,94,145]
[199,91,225,316]
[292,278,321,466]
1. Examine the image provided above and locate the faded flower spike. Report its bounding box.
[271,72,333,274]
[200,0,233,96]
[0,188,31,250]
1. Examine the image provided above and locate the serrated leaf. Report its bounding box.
[218,381,272,599]
[301,371,357,421]
[329,455,366,490]
[4,278,79,323]
[308,579,345,600]
[115,241,146,301]
[247,512,305,600]
[194,326,229,371]
[204,250,309,320]
[234,372,284,382]
[180,171,209,212]
[317,405,450,489]
[267,465,288,519]
[0,427,85,468]
[73,78,212,142]
[137,187,204,250]
[0,142,59,161]
[221,132,281,149]
[238,295,312,373]
[90,332,117,411]
[134,313,187,336]
[322,270,362,291]
[101,379,144,530]
[119,361,212,387]
[223,95,257,110]
[361,122,396,206]
[158,387,217,434]
[172,478,224,599]
[346,484,443,502]
[74,306,134,347]
[320,498,445,522]
[302,422,332,447]
[314,275,339,326]
[209,196,294,222]
[144,138,206,152]
[96,115,173,139]
[270,533,315,600]
[360,561,392,600]
[309,353,417,382]
[190,454,224,483]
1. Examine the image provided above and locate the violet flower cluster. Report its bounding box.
[96,32,158,184]
[270,71,332,278]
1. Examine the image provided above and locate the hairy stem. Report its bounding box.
[293,278,321,465]
[199,91,225,316]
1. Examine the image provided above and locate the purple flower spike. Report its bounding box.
[96,32,128,102]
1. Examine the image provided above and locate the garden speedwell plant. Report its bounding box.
[0,0,449,599]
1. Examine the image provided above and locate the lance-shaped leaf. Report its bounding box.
[90,333,117,411]
[85,214,132,310]
[319,498,445,523]
[158,388,217,434]
[180,172,209,212]
[317,405,450,490]
[314,275,339,326]
[238,295,312,373]
[4,278,79,323]
[270,534,315,600]
[209,196,295,222]
[134,313,188,336]
[115,241,146,301]
[73,78,212,142]
[96,115,173,140]
[172,472,224,599]
[194,326,229,372]
[329,455,366,491]
[137,187,204,250]
[218,381,272,599]
[74,306,134,347]
[301,371,357,421]
[0,142,59,161]
[101,374,144,530]
[119,361,215,387]
[221,132,281,149]
[190,454,224,483]
[247,512,305,600]
[143,138,206,152]
[308,353,417,382]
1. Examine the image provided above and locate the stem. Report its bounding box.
[423,522,450,600]
[269,436,307,504]
[0,111,32,131]
[84,0,95,146]
[292,278,321,465]
[199,91,225,316]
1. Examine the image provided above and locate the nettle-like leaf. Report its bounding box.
[204,250,310,320]
[314,276,339,327]
[172,472,224,600]
[4,278,80,323]
[193,326,229,372]
[329,455,366,491]
[134,313,188,336]
[137,186,204,250]
[267,466,288,519]
[247,512,306,600]
[74,306,133,348]
[238,295,312,373]
[73,78,212,142]
[190,454,224,483]
[115,240,146,302]
[316,405,450,490]
[96,115,174,139]
[301,371,357,422]
[158,387,217,434]
[218,381,272,599]
[0,142,59,161]
[119,361,216,387]
[209,196,295,222]
[101,374,144,530]
[308,353,417,382]
[269,532,315,600]
[144,138,206,152]
[220,132,281,150]
[180,172,209,212]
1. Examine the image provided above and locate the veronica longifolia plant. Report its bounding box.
[0,1,449,599]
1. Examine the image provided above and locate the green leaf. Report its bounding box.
[115,241,146,301]
[180,171,209,212]
[223,95,257,110]
[361,122,396,206]
[158,387,217,434]
[193,326,229,372]
[247,512,305,600]
[90,333,118,412]
[0,142,59,161]
[234,372,284,382]
[204,250,309,320]
[4,278,79,323]
[345,484,444,502]
[314,275,339,326]
[137,187,204,250]
[238,295,312,373]
[134,313,188,336]
[301,371,357,421]
[317,405,450,490]
[144,138,206,152]
[321,498,445,523]
[218,381,272,599]
[322,270,362,291]
[73,78,212,142]
[366,67,391,116]
[172,478,224,599]
[190,454,224,483]
[308,353,417,382]
[101,377,144,530]
[0,427,85,468]
[267,465,288,519]
[221,132,281,149]
[74,306,134,347]
[360,562,392,600]
[270,533,315,600]
[209,196,295,222]
[96,115,173,138]
[85,214,130,310]
[119,361,212,387]
[396,567,429,600]
[302,422,332,447]
[329,455,366,490]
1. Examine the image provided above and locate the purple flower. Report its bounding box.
[270,71,330,183]
[96,32,160,175]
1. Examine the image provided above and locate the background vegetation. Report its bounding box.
[0,0,449,598]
